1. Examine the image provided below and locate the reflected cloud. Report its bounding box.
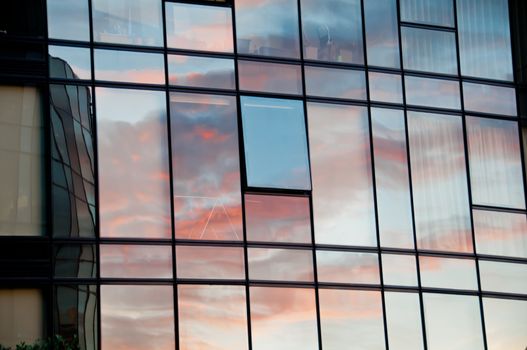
[317,250,379,284]
[100,245,172,278]
[168,55,235,89]
[248,248,314,282]
[305,66,366,100]
[176,245,245,279]
[238,60,302,94]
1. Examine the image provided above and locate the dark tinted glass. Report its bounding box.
[54,245,96,278]
[364,0,400,68]
[100,244,172,278]
[94,49,164,84]
[238,60,302,95]
[49,46,91,80]
[47,0,89,41]
[305,66,366,100]
[168,55,235,90]
[400,0,454,27]
[176,245,245,280]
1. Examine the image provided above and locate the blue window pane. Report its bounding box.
[364,0,400,68]
[400,0,454,27]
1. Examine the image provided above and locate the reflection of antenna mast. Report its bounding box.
[318,24,331,45]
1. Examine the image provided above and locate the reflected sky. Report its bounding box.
[368,72,403,104]
[364,0,400,68]
[317,250,379,284]
[49,46,91,80]
[249,248,314,282]
[176,245,245,280]
[419,256,478,290]
[405,76,460,110]
[47,0,90,41]
[384,292,424,350]
[381,254,417,287]
[168,55,235,90]
[238,60,302,95]
[483,298,527,350]
[463,82,516,116]
[100,244,172,278]
[305,66,366,100]
[479,260,527,295]
[400,0,454,27]
[94,49,164,84]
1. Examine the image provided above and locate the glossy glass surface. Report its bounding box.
[250,287,318,350]
[423,293,484,350]
[364,0,400,68]
[94,49,164,84]
[420,256,478,290]
[176,245,245,280]
[479,260,527,294]
[166,2,233,53]
[97,88,171,238]
[466,117,525,209]
[168,55,235,90]
[54,244,96,278]
[368,72,403,104]
[238,60,302,95]
[408,112,472,252]
[473,209,527,258]
[457,0,513,81]
[236,0,300,58]
[400,0,454,27]
[101,285,175,350]
[305,66,366,100]
[178,285,248,350]
[301,0,364,64]
[47,0,89,41]
[170,93,242,240]
[402,27,457,75]
[405,76,460,110]
[463,82,517,116]
[316,250,379,284]
[249,248,313,282]
[384,292,424,350]
[381,254,418,286]
[483,298,527,350]
[319,289,385,349]
[100,244,172,278]
[372,108,414,248]
[308,103,376,246]
[49,46,91,80]
[245,194,311,243]
[92,0,163,47]
[241,96,311,190]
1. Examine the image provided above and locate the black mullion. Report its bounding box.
[399,21,457,32]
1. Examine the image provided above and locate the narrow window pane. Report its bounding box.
[405,76,461,110]
[305,66,366,100]
[170,93,242,240]
[241,96,311,190]
[54,244,96,278]
[372,108,414,248]
[382,254,417,287]
[176,245,245,280]
[385,292,424,350]
[317,250,379,284]
[250,287,318,350]
[47,0,89,41]
[238,60,302,95]
[473,209,527,258]
[467,117,525,209]
[365,0,400,68]
[101,285,175,350]
[463,82,516,116]
[94,49,164,84]
[97,88,171,238]
[368,72,403,104]
[402,27,457,75]
[179,285,248,350]
[401,0,454,27]
[408,112,472,252]
[420,256,478,290]
[92,0,163,47]
[100,245,172,278]
[423,293,485,350]
[236,0,300,58]
[49,46,91,80]
[301,0,364,64]
[479,260,527,294]
[166,2,233,53]
[308,103,376,246]
[319,289,385,349]
[245,194,311,243]
[168,55,235,90]
[0,289,44,347]
[249,248,313,282]
[457,0,513,81]
[483,298,527,350]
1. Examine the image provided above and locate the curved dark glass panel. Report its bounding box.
[483,298,527,350]
[368,72,403,104]
[176,245,245,280]
[364,0,400,68]
[385,292,424,350]
[381,254,417,287]
[49,46,91,80]
[316,250,379,284]
[248,248,314,282]
[54,244,96,278]
[405,76,460,110]
[168,55,235,90]
[305,66,366,100]
[94,49,165,84]
[100,244,172,278]
[463,82,516,116]
[47,0,89,41]
[400,0,454,27]
[419,256,478,290]
[479,260,527,294]
[238,60,302,95]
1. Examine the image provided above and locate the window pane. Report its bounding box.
[381,254,417,287]
[463,82,516,116]
[166,2,233,53]
[457,0,513,81]
[365,0,400,68]
[97,88,171,238]
[241,96,311,190]
[101,285,175,350]
[92,0,163,47]
[483,298,527,350]
[178,285,248,350]
[402,27,457,75]
[168,55,235,90]
[405,75,461,110]
[316,250,379,284]
[170,93,242,240]
[420,256,478,290]
[305,66,366,100]
[467,117,525,209]
[408,112,472,252]
[94,49,164,84]
[49,46,91,80]
[0,86,45,236]
[473,209,527,258]
[385,292,424,350]
[372,108,414,248]
[100,245,172,278]
[249,248,313,282]
[176,245,245,280]
[250,287,318,350]
[308,103,376,246]
[479,260,527,294]
[423,293,484,350]
[245,194,311,243]
[401,0,454,27]
[236,0,300,58]
[319,289,385,349]
[301,0,363,64]
[54,244,96,278]
[238,60,302,95]
[47,0,89,41]
[369,72,403,104]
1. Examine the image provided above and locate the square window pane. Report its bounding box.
[381,254,417,287]
[305,66,366,100]
[368,72,403,104]
[239,60,302,95]
[420,256,478,290]
[405,76,460,110]
[248,248,314,282]
[94,49,165,84]
[47,0,89,41]
[401,0,454,27]
[176,245,245,280]
[168,55,235,90]
[100,244,172,278]
[49,46,91,80]
[317,250,379,284]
